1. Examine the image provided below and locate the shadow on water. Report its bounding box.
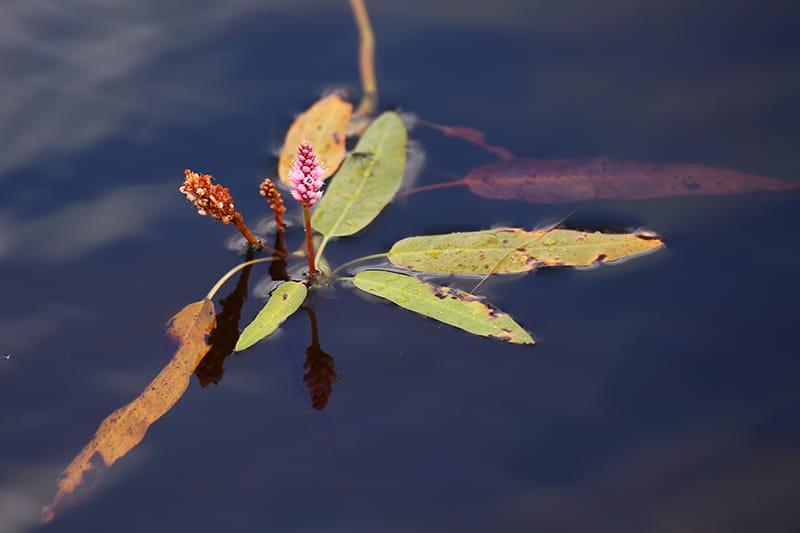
[2,0,800,532]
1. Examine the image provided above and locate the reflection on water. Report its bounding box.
[302,307,340,411]
[195,241,340,413]
[2,0,799,531]
[0,185,174,264]
[194,250,255,388]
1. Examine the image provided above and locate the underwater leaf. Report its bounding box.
[312,111,407,238]
[353,270,534,344]
[278,93,352,186]
[388,228,664,275]
[415,117,513,160]
[42,299,216,523]
[235,281,307,351]
[404,157,798,202]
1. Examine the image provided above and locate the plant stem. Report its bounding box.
[397,179,467,197]
[206,258,274,300]
[303,206,317,277]
[233,213,264,250]
[350,0,377,116]
[330,252,389,278]
[314,235,330,268]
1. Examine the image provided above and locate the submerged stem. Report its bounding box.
[350,0,377,116]
[397,179,467,197]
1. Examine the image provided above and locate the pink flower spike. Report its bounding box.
[289,141,327,207]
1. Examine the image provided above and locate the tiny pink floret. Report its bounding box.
[289,141,327,207]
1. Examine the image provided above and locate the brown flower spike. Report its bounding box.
[180,169,263,249]
[259,178,287,229]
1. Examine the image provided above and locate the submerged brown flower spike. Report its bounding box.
[259,178,286,229]
[180,169,263,249]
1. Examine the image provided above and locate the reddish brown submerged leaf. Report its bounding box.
[417,118,514,160]
[461,157,799,203]
[42,299,216,523]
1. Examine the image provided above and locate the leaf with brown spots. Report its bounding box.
[235,281,307,351]
[353,270,534,344]
[388,227,664,275]
[278,93,352,186]
[42,299,216,523]
[403,157,798,203]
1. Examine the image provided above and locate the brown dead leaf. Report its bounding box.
[278,93,352,186]
[41,299,216,523]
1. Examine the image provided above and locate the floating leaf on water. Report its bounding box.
[404,157,799,203]
[388,227,664,275]
[42,299,216,523]
[311,111,407,239]
[353,270,534,344]
[278,93,352,186]
[235,281,307,351]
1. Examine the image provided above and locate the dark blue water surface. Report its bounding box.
[2,1,800,532]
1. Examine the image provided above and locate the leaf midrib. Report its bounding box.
[323,121,392,237]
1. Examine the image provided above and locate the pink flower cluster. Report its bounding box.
[289,141,326,207]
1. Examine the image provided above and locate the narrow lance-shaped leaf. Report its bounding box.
[388,227,664,275]
[42,299,216,523]
[312,111,407,238]
[403,157,799,202]
[353,270,534,344]
[278,93,352,186]
[235,281,307,351]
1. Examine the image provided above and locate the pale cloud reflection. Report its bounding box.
[0,464,56,533]
[3,0,797,181]
[0,304,88,367]
[0,0,709,179]
[0,0,278,178]
[0,184,173,263]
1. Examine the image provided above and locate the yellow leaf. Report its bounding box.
[278,94,352,186]
[353,270,534,344]
[388,228,665,274]
[41,299,216,523]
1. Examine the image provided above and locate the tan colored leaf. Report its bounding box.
[388,228,664,275]
[41,299,216,523]
[278,93,352,186]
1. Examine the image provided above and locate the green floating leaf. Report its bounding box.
[353,270,534,344]
[388,227,664,275]
[312,111,407,238]
[235,281,307,351]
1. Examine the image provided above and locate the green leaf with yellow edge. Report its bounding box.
[42,299,216,523]
[312,111,406,239]
[353,270,534,344]
[235,281,307,351]
[388,227,664,275]
[278,93,352,186]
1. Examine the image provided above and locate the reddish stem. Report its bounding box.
[233,213,264,250]
[303,206,316,277]
[397,179,467,197]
